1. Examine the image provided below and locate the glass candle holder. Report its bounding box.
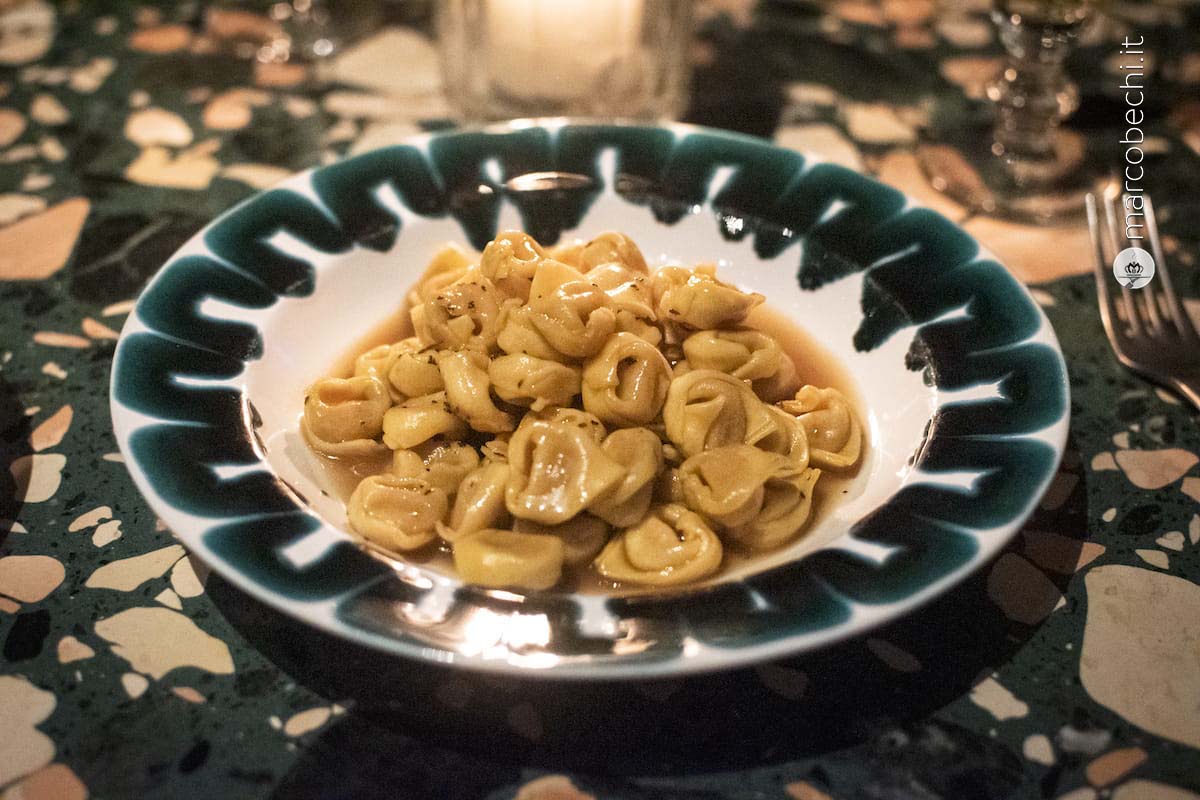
[437,0,693,121]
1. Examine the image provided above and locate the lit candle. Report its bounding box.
[485,0,645,105]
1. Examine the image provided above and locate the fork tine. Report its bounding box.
[1101,189,1143,337]
[1125,194,1165,335]
[1087,193,1126,347]
[1144,196,1200,344]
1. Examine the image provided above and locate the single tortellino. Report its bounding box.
[393,441,480,497]
[387,349,443,399]
[678,445,788,528]
[302,376,391,457]
[453,528,564,591]
[753,406,810,468]
[682,329,797,402]
[418,269,504,350]
[506,420,627,524]
[726,467,821,550]
[407,243,473,309]
[480,230,546,301]
[439,461,511,541]
[590,428,664,528]
[781,386,862,469]
[582,332,672,427]
[580,232,649,274]
[347,474,446,551]
[438,349,517,434]
[489,353,582,411]
[662,369,774,458]
[654,264,763,330]
[496,300,571,363]
[513,515,609,566]
[585,263,656,319]
[381,391,469,450]
[527,259,617,358]
[593,504,722,587]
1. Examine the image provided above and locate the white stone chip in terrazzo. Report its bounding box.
[1114,448,1198,489]
[1023,734,1055,766]
[969,677,1028,721]
[120,672,148,699]
[1081,566,1200,749]
[1156,532,1185,551]
[29,93,68,125]
[85,545,185,591]
[1134,549,1170,570]
[0,675,56,787]
[95,607,234,679]
[9,453,65,503]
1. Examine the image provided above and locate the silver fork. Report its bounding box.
[1086,190,1200,410]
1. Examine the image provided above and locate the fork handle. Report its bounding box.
[1171,376,1200,412]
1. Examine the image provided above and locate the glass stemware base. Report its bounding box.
[927,0,1097,224]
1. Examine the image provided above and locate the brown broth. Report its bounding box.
[311,279,866,596]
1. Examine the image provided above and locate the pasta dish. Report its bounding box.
[301,232,863,591]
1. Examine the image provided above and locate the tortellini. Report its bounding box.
[590,428,664,528]
[304,231,864,593]
[781,386,862,469]
[514,515,609,566]
[437,349,516,433]
[582,332,671,427]
[755,406,810,468]
[418,270,504,350]
[496,300,569,363]
[678,445,781,528]
[585,263,656,319]
[453,528,563,590]
[726,467,821,550]
[440,461,511,541]
[354,343,404,401]
[526,260,617,358]
[654,264,763,330]
[393,442,480,497]
[302,376,391,457]
[348,475,446,552]
[594,504,723,586]
[580,231,649,274]
[505,419,627,525]
[381,391,469,450]
[682,329,798,402]
[661,369,774,458]
[489,353,581,411]
[387,349,443,399]
[480,230,545,302]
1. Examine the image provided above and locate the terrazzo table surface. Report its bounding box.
[2,2,1200,798]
